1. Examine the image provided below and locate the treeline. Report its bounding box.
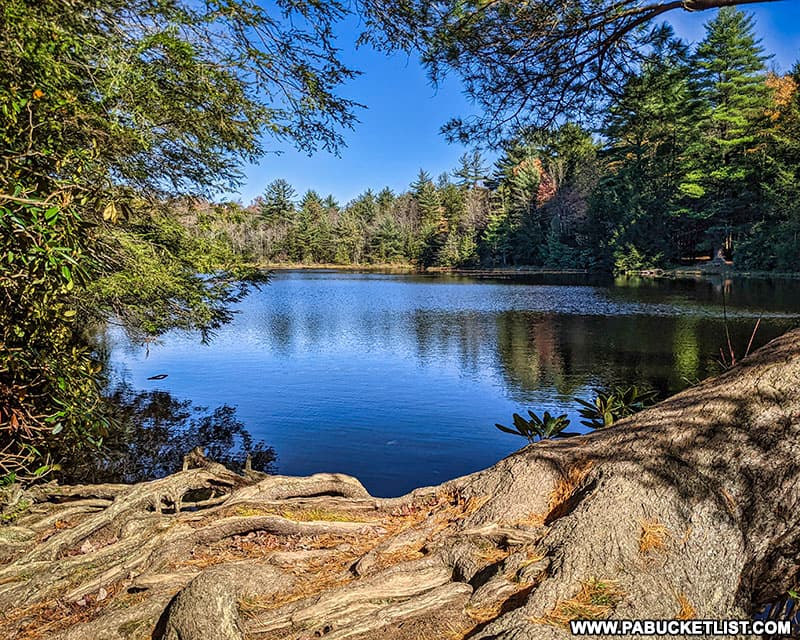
[185,9,800,274]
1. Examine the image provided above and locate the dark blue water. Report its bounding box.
[108,271,800,496]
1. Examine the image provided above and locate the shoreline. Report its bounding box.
[253,262,800,281]
[256,262,417,273]
[627,265,800,280]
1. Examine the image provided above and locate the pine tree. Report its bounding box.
[736,65,800,270]
[410,169,433,194]
[291,190,325,262]
[598,26,697,263]
[492,142,545,264]
[454,150,488,189]
[260,179,297,224]
[369,215,404,263]
[438,181,468,266]
[480,188,511,266]
[376,188,396,216]
[682,8,772,260]
[348,190,378,224]
[334,195,370,263]
[411,170,447,267]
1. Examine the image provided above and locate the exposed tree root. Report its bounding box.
[2,329,800,639]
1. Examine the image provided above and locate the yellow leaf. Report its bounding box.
[102,202,119,223]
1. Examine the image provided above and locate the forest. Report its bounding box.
[179,10,800,275]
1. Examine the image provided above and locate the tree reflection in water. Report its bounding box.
[58,383,276,484]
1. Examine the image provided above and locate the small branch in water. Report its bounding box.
[745,316,762,360]
[722,286,735,366]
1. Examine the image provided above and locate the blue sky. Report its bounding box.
[231,2,800,207]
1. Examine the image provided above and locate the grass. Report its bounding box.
[280,508,360,522]
[639,518,669,555]
[258,261,416,273]
[532,578,626,628]
[1,498,31,523]
[233,505,364,522]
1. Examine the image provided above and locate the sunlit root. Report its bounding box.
[1,329,799,639]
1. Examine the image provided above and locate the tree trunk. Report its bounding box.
[2,327,800,640]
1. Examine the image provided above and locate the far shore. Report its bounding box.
[256,262,417,273]
[251,262,800,280]
[627,264,800,280]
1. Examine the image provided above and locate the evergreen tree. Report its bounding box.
[334,196,369,263]
[376,188,396,216]
[323,195,339,211]
[348,190,378,224]
[411,170,447,267]
[370,215,404,263]
[737,66,800,270]
[681,8,772,259]
[291,190,325,262]
[410,169,433,194]
[316,195,339,262]
[480,189,512,266]
[490,142,546,264]
[1,0,360,472]
[260,179,297,224]
[595,27,697,265]
[454,151,488,188]
[438,181,468,266]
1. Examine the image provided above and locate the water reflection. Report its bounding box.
[108,272,800,496]
[58,384,276,484]
[492,312,781,399]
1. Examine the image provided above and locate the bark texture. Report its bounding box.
[2,328,799,640]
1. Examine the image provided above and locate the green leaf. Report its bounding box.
[495,423,522,436]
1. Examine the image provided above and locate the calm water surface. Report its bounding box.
[109,272,800,496]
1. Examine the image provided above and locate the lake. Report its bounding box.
[108,271,800,497]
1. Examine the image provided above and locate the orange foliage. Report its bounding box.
[766,73,798,120]
[535,158,557,206]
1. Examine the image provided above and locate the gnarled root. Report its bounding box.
[1,328,800,640]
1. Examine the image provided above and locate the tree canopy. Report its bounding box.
[361,0,784,141]
[0,0,362,479]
